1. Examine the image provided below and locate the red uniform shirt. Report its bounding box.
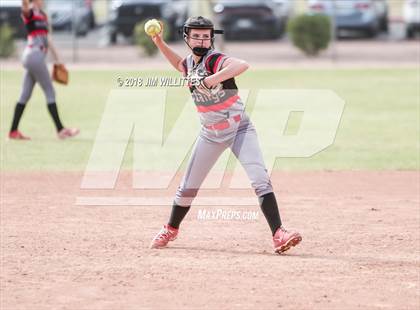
[22,8,49,38]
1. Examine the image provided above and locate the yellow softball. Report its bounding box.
[144,19,162,37]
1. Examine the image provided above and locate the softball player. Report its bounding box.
[8,0,79,140]
[150,16,301,254]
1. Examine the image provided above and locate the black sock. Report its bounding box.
[47,102,64,132]
[10,102,26,132]
[168,202,191,229]
[259,192,282,236]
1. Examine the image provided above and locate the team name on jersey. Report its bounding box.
[182,50,239,112]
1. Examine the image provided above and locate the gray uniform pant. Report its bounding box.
[174,113,273,206]
[18,47,56,104]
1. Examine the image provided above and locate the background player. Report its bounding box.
[149,16,302,254]
[9,0,79,140]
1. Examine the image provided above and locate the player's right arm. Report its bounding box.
[21,0,30,16]
[151,23,184,73]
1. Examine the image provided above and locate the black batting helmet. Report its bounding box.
[182,16,224,39]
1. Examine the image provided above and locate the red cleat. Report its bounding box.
[58,127,79,139]
[9,130,30,140]
[150,224,178,249]
[273,226,302,254]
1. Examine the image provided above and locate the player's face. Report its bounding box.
[188,29,212,49]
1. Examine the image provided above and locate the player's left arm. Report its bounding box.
[204,57,249,88]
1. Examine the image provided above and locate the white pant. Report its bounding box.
[175,113,273,206]
[18,48,56,104]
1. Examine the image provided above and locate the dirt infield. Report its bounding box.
[1,171,419,309]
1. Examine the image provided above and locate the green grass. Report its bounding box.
[1,68,419,171]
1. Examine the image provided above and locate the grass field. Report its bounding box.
[1,68,419,171]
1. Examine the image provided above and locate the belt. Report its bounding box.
[28,45,47,52]
[204,114,241,130]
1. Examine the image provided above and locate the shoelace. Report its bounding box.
[274,227,287,241]
[156,228,173,241]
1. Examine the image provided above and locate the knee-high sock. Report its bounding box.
[168,202,191,229]
[259,192,282,236]
[47,102,64,131]
[10,102,27,132]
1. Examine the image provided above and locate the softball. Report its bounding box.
[144,19,162,37]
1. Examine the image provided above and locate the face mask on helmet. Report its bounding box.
[190,38,213,56]
[181,16,224,57]
[184,29,214,56]
[192,47,210,56]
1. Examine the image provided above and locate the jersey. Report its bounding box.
[181,49,245,127]
[22,8,49,48]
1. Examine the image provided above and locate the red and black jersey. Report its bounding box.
[22,8,49,37]
[182,52,238,93]
[204,52,238,91]
[182,50,245,125]
[182,50,241,113]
